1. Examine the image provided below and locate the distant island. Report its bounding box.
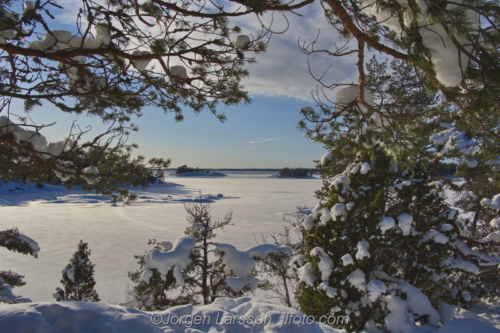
[175,165,226,177]
[270,167,316,178]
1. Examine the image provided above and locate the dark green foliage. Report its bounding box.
[127,198,290,310]
[0,228,38,257]
[297,57,500,331]
[127,239,191,310]
[296,148,475,331]
[0,228,37,304]
[175,165,205,175]
[0,271,26,288]
[127,199,235,311]
[278,167,314,178]
[54,241,100,302]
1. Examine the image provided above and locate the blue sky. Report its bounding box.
[130,96,324,168]
[13,0,360,168]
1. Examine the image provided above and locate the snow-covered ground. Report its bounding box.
[1,297,499,333]
[2,174,500,333]
[0,174,321,303]
[0,297,345,333]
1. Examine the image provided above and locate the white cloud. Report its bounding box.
[50,1,359,102]
[232,2,359,101]
[249,138,281,144]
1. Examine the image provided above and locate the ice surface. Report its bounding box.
[0,176,322,303]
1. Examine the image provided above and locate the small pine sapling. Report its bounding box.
[54,240,100,302]
[125,196,292,310]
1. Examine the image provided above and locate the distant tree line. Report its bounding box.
[176,165,208,175]
[278,168,314,178]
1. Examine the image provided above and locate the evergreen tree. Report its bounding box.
[296,59,500,331]
[0,227,39,304]
[125,197,292,311]
[54,241,100,302]
[294,147,496,331]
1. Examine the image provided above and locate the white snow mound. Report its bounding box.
[0,298,345,333]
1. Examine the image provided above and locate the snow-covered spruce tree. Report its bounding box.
[427,121,500,300]
[296,58,500,331]
[125,198,291,311]
[0,227,39,303]
[294,147,500,332]
[54,240,100,302]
